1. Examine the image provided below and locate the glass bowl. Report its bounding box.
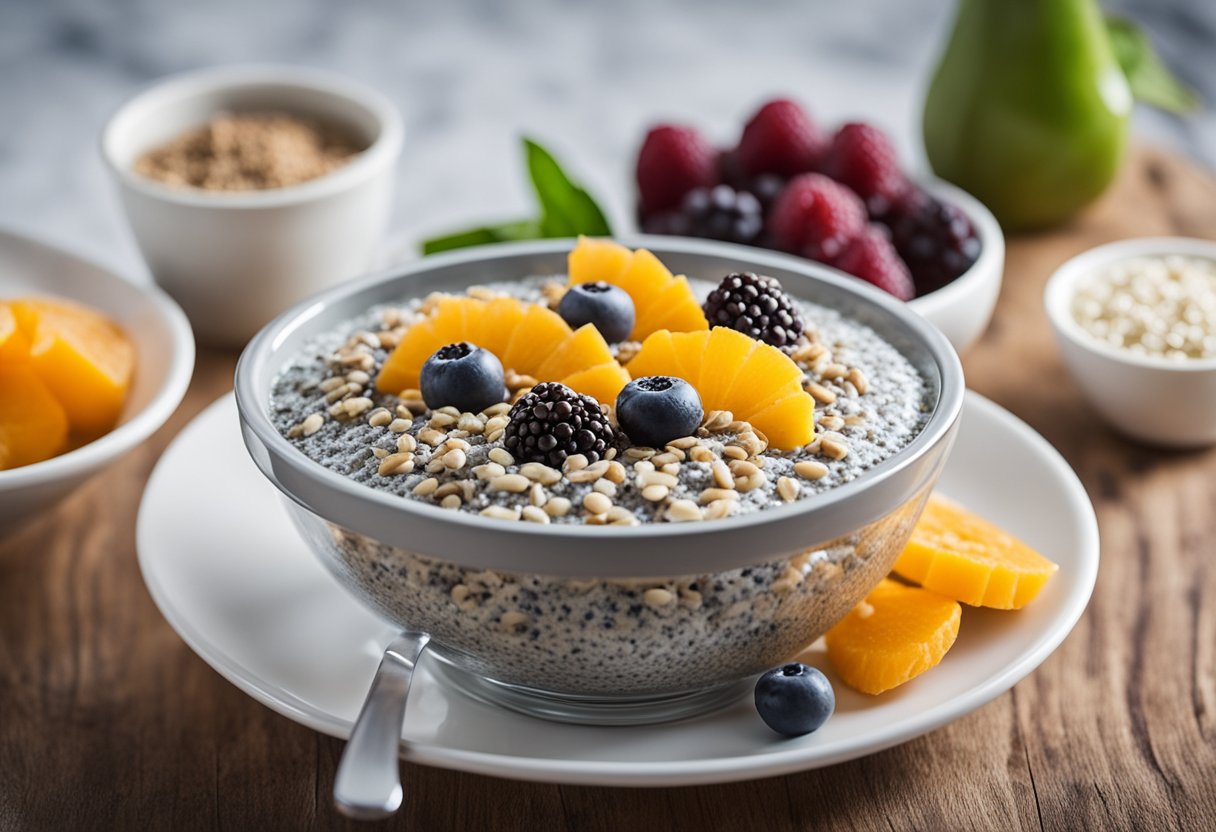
[235,237,964,724]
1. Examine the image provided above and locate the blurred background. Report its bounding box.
[2,0,1211,277]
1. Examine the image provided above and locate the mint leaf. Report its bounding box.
[1106,16,1199,113]
[417,138,611,255]
[524,138,612,238]
[421,219,540,255]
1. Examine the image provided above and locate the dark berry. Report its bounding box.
[641,185,764,246]
[820,122,910,217]
[615,376,703,448]
[702,272,805,350]
[767,173,867,262]
[558,282,636,344]
[419,342,505,414]
[881,188,981,295]
[503,382,615,467]
[734,99,827,178]
[831,225,915,301]
[754,662,835,738]
[636,125,719,217]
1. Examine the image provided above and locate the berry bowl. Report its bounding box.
[234,237,964,725]
[903,179,1004,353]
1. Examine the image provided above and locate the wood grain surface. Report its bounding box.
[1,146,1214,831]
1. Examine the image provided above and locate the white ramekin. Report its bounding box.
[101,65,403,348]
[1045,236,1216,448]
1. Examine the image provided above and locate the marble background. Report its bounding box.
[1,0,1212,283]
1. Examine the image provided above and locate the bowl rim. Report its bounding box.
[99,63,404,210]
[234,236,964,575]
[1044,236,1216,373]
[904,177,1004,317]
[0,226,195,488]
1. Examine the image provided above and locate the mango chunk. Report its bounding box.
[0,362,69,470]
[0,303,30,365]
[825,578,961,695]
[893,494,1059,609]
[12,298,135,437]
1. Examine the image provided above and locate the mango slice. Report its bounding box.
[825,578,962,695]
[11,298,135,438]
[0,362,70,470]
[893,494,1059,609]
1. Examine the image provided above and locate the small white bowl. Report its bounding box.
[101,65,403,348]
[906,179,1005,354]
[0,228,194,531]
[1045,237,1216,448]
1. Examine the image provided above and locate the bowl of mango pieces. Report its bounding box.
[0,229,193,532]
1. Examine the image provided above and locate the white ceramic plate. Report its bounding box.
[137,392,1097,787]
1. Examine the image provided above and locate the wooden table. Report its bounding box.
[2,147,1214,831]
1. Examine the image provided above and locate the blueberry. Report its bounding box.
[558,282,636,344]
[754,663,835,738]
[419,342,505,413]
[615,376,703,448]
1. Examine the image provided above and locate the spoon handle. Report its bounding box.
[334,631,431,820]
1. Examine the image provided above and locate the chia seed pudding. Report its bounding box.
[268,269,935,701]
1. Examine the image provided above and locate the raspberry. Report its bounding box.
[635,125,719,217]
[882,188,981,295]
[703,272,805,350]
[734,99,827,178]
[641,185,764,245]
[820,122,909,217]
[831,225,915,301]
[502,382,615,468]
[767,173,867,262]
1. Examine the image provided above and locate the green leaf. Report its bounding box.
[523,137,612,238]
[1106,15,1199,113]
[418,137,611,256]
[421,219,540,255]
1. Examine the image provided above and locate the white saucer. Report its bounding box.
[137,392,1098,787]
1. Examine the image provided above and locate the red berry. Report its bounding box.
[734,99,827,178]
[831,225,915,301]
[767,173,866,262]
[821,123,909,216]
[636,125,719,216]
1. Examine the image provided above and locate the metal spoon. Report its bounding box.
[334,631,431,820]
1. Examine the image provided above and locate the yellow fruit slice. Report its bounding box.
[825,578,962,695]
[378,319,441,393]
[0,362,69,469]
[12,298,135,437]
[0,303,30,365]
[500,305,573,375]
[633,276,709,339]
[626,326,813,450]
[697,327,756,410]
[568,236,632,285]
[625,330,678,381]
[560,362,631,405]
[727,342,807,417]
[535,324,614,381]
[478,297,527,357]
[893,494,1060,609]
[668,330,711,382]
[566,239,708,340]
[747,390,816,449]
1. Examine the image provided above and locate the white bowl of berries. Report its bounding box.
[635,99,1003,354]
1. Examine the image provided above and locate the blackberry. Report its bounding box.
[881,189,981,295]
[702,272,805,350]
[641,184,764,246]
[502,382,615,467]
